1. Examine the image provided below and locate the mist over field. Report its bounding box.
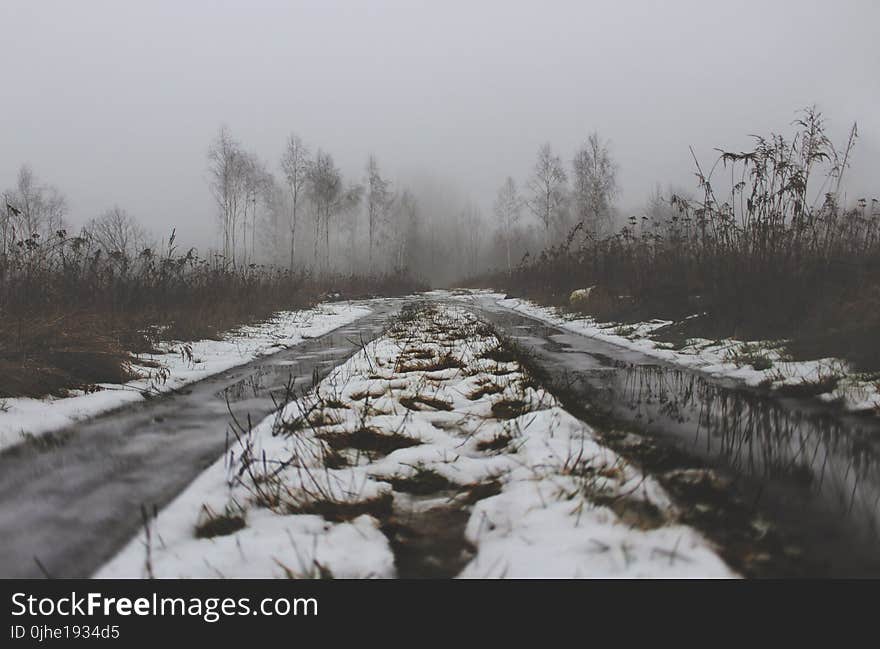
[3,1,880,586]
[1,0,877,282]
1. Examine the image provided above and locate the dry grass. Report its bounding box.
[395,353,463,374]
[472,108,880,370]
[490,398,529,420]
[286,493,394,523]
[194,505,247,539]
[0,233,424,397]
[475,433,512,452]
[0,312,138,397]
[315,426,422,457]
[386,467,458,495]
[398,394,454,411]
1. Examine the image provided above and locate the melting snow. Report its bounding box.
[0,302,372,452]
[456,290,880,414]
[97,301,734,579]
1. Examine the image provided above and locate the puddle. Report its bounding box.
[382,496,475,579]
[472,297,880,577]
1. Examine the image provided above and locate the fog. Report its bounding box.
[2,0,878,280]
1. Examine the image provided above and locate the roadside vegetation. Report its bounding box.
[0,157,424,399]
[472,108,880,372]
[0,230,419,398]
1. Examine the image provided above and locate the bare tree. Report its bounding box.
[365,155,392,274]
[207,125,246,264]
[391,189,419,273]
[240,153,255,265]
[240,153,272,265]
[493,176,522,274]
[336,183,364,271]
[458,201,483,277]
[526,143,568,244]
[306,150,362,272]
[572,132,619,237]
[3,165,67,251]
[85,206,150,255]
[280,134,310,270]
[307,150,339,270]
[259,176,291,265]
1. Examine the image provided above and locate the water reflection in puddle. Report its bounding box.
[474,300,880,575]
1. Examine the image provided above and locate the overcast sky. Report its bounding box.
[2,0,878,246]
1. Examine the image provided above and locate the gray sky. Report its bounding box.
[2,0,878,247]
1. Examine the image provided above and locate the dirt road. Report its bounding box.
[4,293,880,578]
[0,301,401,578]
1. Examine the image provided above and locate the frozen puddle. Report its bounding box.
[98,301,734,579]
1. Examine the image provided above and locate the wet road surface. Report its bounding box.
[0,300,402,578]
[465,293,880,577]
[5,293,880,578]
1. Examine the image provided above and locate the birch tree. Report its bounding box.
[306,150,362,272]
[572,132,619,237]
[493,176,522,274]
[392,189,419,274]
[280,134,310,270]
[365,155,392,273]
[526,143,567,244]
[207,126,246,264]
[260,177,289,265]
[240,153,273,265]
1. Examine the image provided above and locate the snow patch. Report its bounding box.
[97,301,734,579]
[454,290,880,415]
[0,302,373,452]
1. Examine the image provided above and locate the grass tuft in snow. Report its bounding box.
[98,299,736,579]
[194,504,247,539]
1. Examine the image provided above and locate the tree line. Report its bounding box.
[2,165,152,259]
[205,125,624,283]
[486,108,880,372]
[1,127,621,285]
[490,132,619,275]
[206,126,427,278]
